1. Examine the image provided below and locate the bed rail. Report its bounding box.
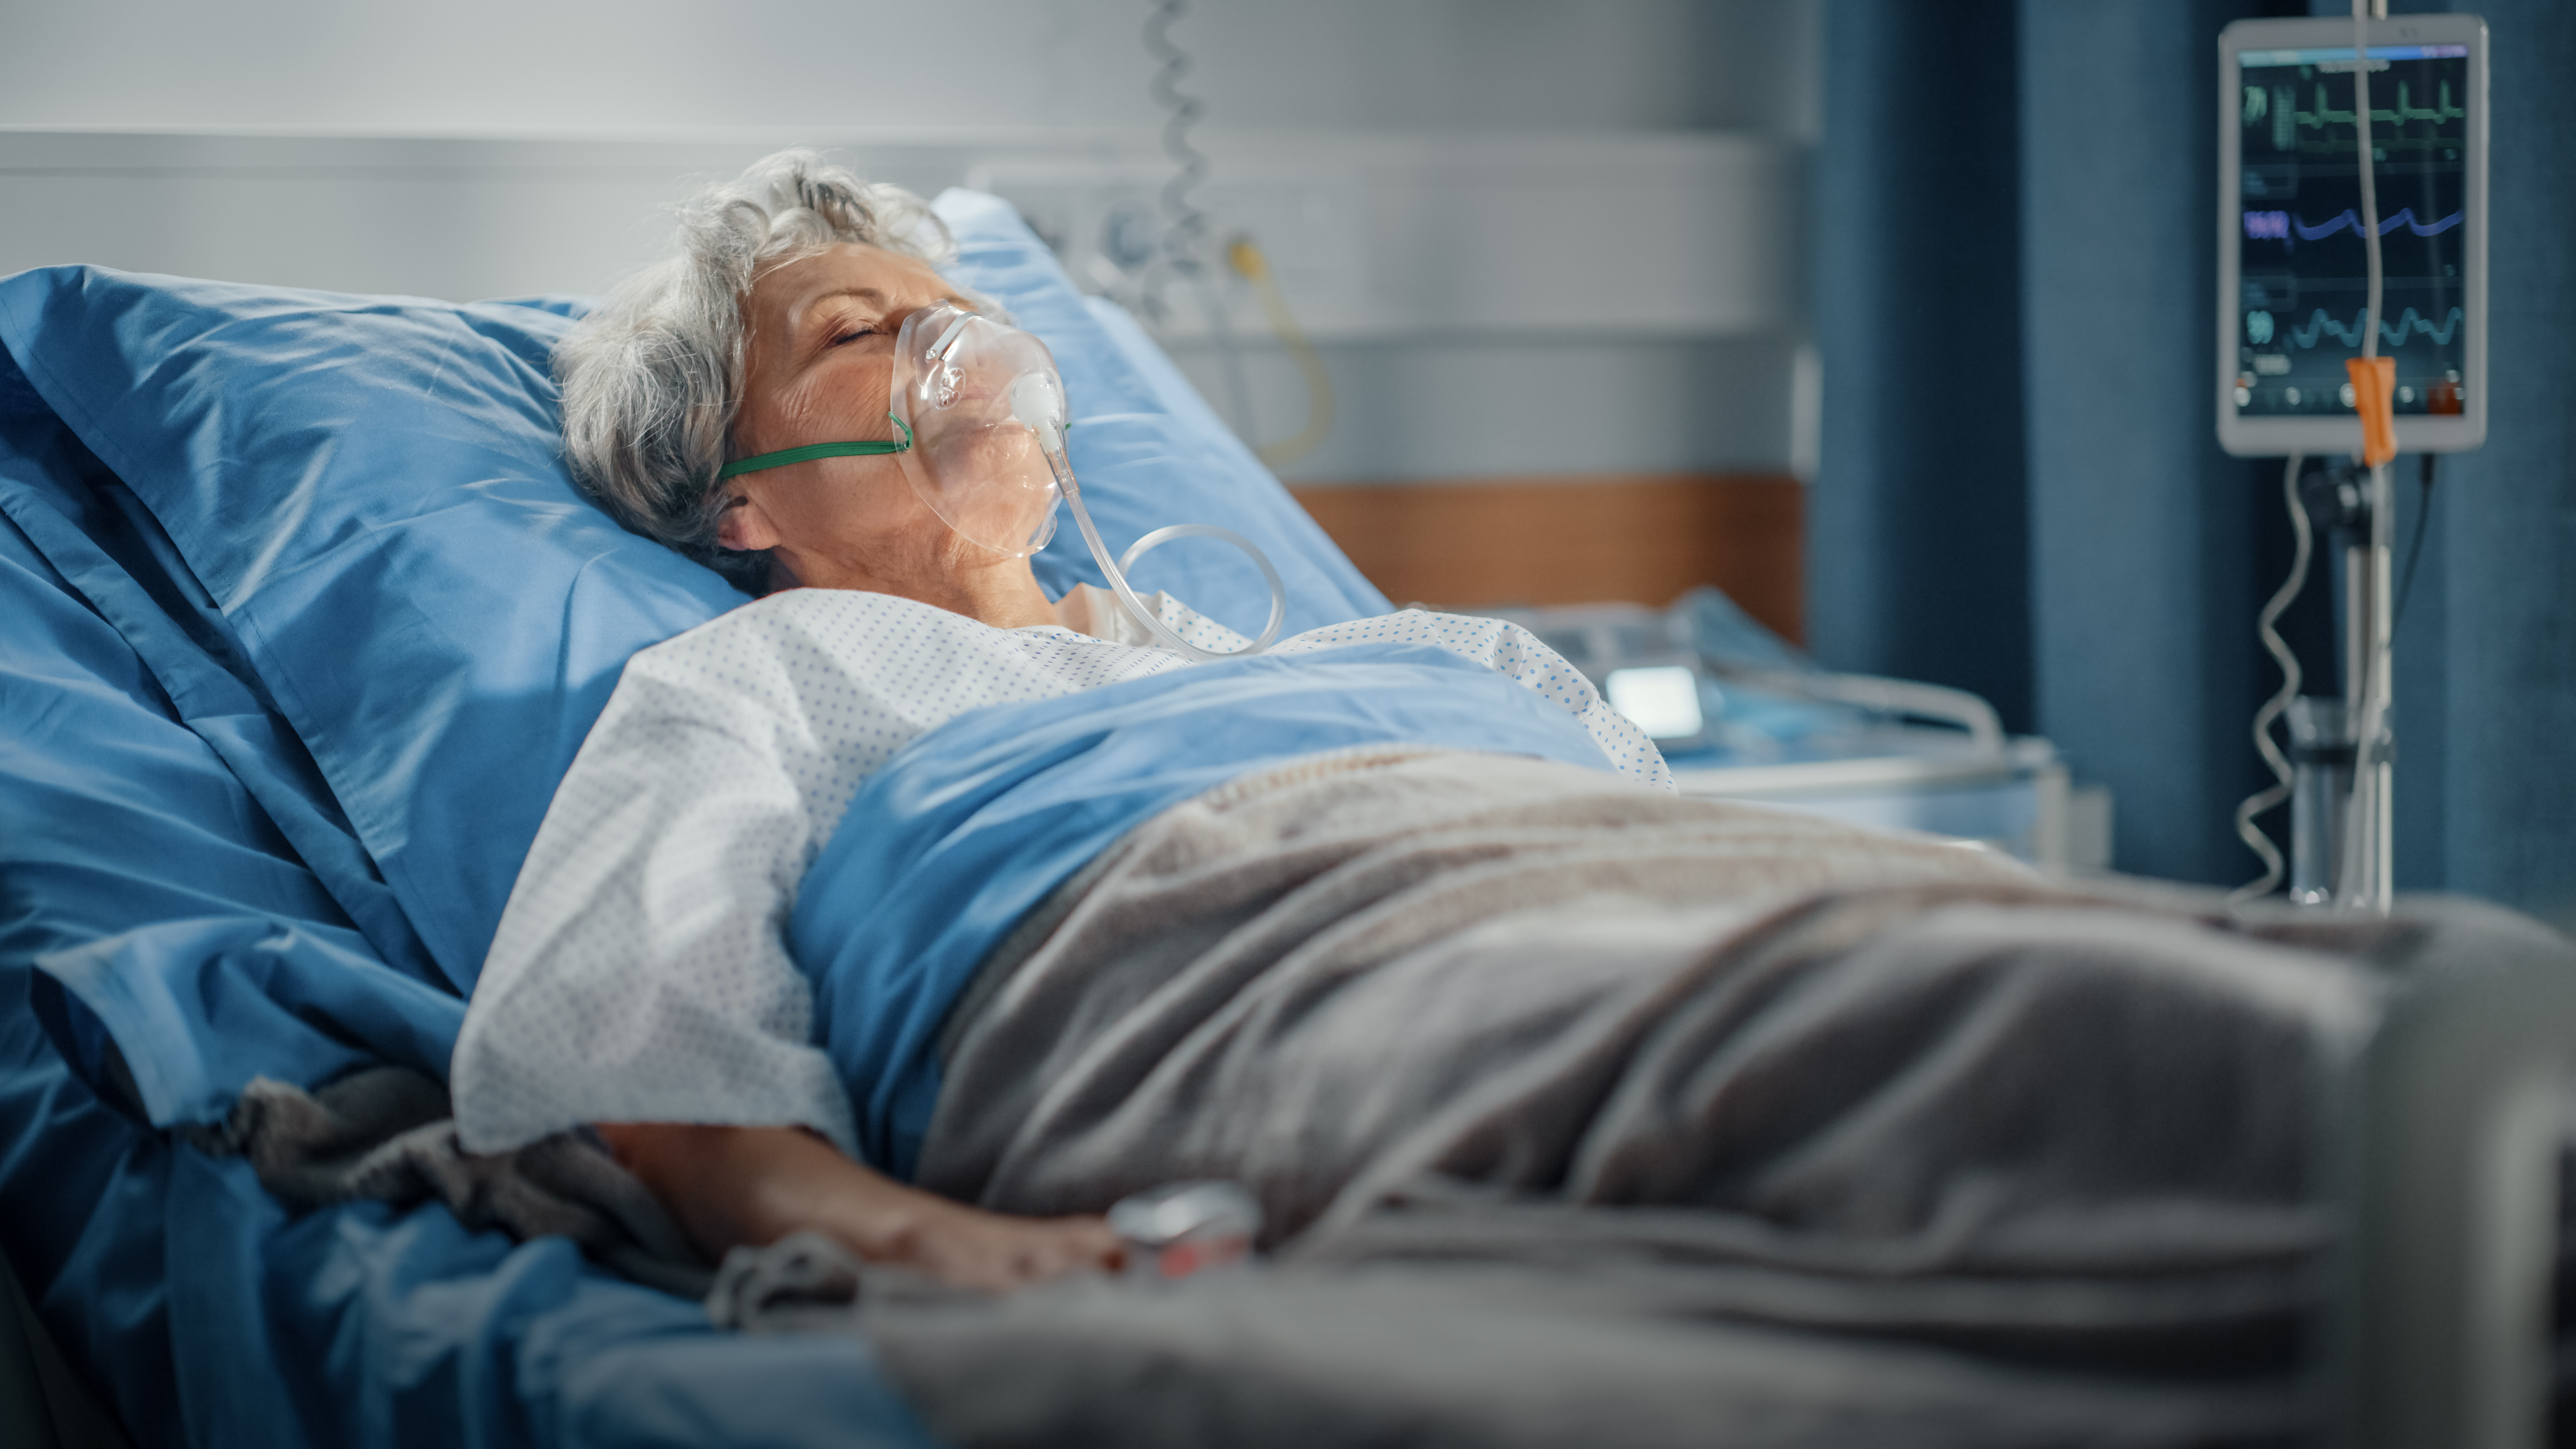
[2333,903,2576,1449]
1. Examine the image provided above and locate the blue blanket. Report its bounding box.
[790,642,1623,1177]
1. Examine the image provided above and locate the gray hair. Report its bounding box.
[553,148,951,590]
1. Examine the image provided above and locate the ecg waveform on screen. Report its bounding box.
[2295,207,2463,240]
[2293,79,2466,130]
[2242,207,2464,242]
[2276,305,2466,349]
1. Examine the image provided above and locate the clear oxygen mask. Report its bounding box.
[893,300,1284,659]
[717,299,1285,658]
[887,301,1064,558]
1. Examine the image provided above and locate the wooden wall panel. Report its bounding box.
[1288,473,1805,644]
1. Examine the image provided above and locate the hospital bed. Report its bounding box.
[1481,598,2092,870]
[1673,735,2077,866]
[3,193,2574,1449]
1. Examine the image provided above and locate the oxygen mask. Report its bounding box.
[887,301,1063,557]
[718,299,1284,659]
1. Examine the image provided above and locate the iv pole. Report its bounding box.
[2338,447,2395,911]
[2337,0,2396,912]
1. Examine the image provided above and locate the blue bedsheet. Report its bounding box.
[791,642,1622,1176]
[0,344,939,1449]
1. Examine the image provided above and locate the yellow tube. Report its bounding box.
[1226,237,1335,470]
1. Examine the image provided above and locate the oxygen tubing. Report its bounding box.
[1039,443,1284,661]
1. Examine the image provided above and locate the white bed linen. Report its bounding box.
[450,587,1668,1157]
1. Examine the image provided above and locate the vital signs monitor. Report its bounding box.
[2217,15,2487,457]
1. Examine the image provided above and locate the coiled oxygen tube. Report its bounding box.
[1008,374,1285,660]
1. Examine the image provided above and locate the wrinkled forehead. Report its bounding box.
[747,243,960,329]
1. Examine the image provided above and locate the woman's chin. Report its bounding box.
[917,428,1056,549]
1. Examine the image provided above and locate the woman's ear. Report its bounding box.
[715,491,782,553]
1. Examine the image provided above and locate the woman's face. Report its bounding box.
[720,243,991,591]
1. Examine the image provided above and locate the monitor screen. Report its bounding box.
[2218,18,2485,456]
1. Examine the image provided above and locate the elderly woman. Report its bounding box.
[448,151,2380,1309]
[450,149,1700,1285]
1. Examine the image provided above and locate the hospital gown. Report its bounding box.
[450,588,1667,1157]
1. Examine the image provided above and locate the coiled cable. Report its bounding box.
[2229,453,2312,903]
[1140,0,1259,437]
[1141,1,1211,307]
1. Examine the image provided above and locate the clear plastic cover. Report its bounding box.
[887,301,1063,556]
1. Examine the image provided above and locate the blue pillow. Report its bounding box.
[0,191,1385,995]
[0,272,744,993]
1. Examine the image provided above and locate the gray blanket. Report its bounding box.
[216,748,2558,1447]
[812,750,2481,1448]
[191,1066,712,1299]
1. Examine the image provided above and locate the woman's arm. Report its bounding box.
[596,1121,1121,1292]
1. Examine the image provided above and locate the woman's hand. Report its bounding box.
[867,1196,1125,1292]
[596,1121,1121,1292]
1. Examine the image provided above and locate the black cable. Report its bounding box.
[2391,452,2437,630]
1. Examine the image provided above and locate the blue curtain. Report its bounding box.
[2015,0,2295,884]
[1809,0,2032,734]
[2425,0,2576,921]
[1815,0,2574,912]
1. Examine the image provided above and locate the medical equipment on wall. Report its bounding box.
[2216,9,2488,912]
[1137,0,1335,468]
[718,299,1288,660]
[965,4,1336,469]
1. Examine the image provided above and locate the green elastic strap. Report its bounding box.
[716,414,913,480]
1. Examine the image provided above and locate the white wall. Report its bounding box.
[0,0,1815,137]
[0,0,1817,481]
